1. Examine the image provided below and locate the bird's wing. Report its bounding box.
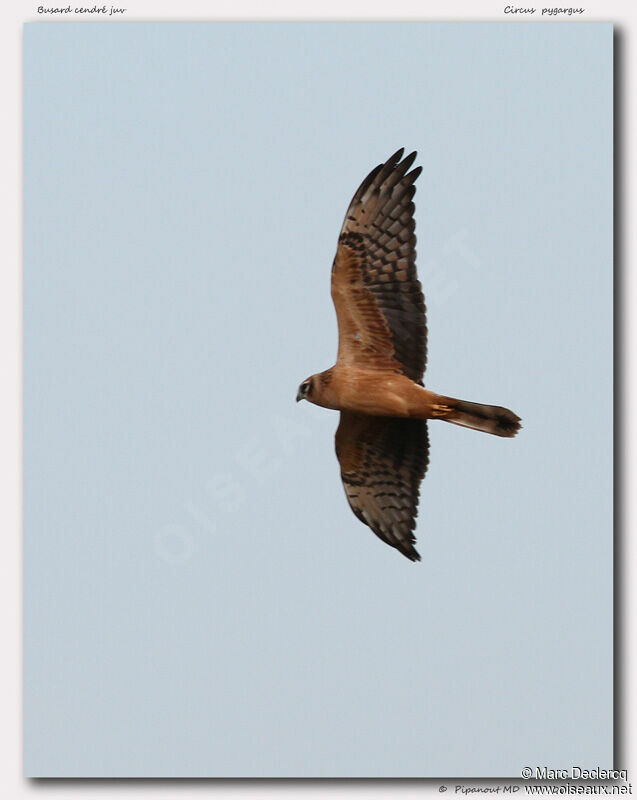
[331,149,427,383]
[335,411,429,562]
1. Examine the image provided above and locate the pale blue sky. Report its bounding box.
[24,22,613,777]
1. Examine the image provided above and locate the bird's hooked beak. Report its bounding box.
[297,379,311,403]
[296,380,310,402]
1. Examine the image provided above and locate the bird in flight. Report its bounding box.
[296,149,521,562]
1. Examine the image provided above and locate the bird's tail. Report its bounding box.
[434,396,521,438]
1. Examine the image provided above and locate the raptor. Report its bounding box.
[296,149,521,561]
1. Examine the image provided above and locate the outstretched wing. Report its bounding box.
[335,411,429,562]
[331,149,427,383]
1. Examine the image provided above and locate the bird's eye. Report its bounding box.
[303,382,311,395]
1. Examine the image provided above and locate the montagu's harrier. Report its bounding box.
[296,149,521,562]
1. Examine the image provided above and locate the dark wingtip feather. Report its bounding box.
[374,149,406,188]
[405,165,423,185]
[356,149,420,202]
[403,546,421,562]
[354,162,384,201]
[400,151,418,172]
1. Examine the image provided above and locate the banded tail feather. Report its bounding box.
[437,397,521,438]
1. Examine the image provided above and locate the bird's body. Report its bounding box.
[297,149,521,561]
[306,364,520,434]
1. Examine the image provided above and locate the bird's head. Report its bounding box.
[296,376,316,403]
